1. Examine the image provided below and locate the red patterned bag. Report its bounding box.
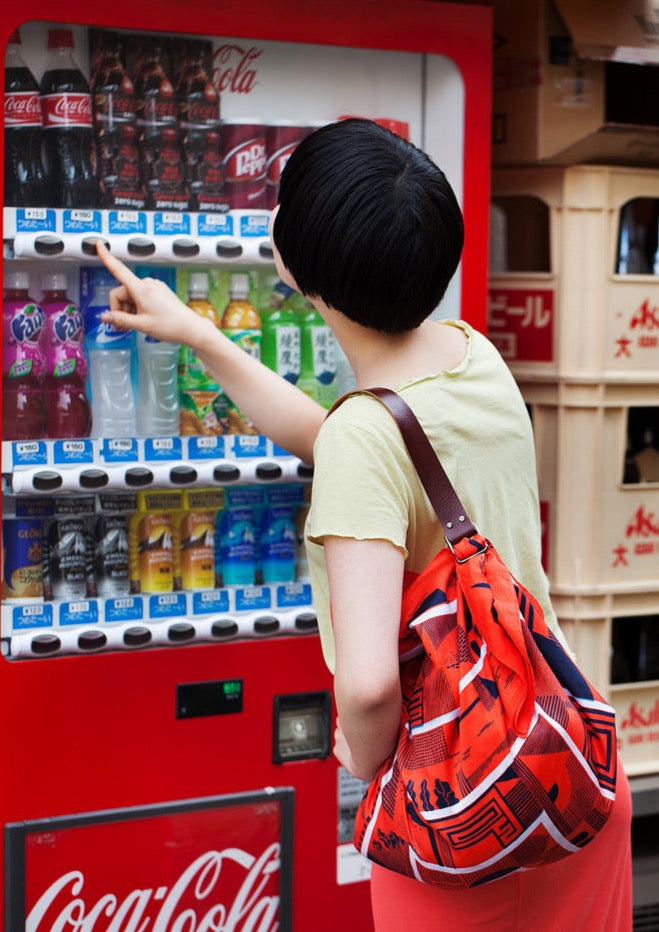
[345,388,617,889]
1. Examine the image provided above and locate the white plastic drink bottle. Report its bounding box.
[136,333,179,436]
[84,278,137,437]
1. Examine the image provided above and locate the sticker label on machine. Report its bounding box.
[614,687,659,772]
[336,767,371,886]
[488,287,554,363]
[607,287,659,373]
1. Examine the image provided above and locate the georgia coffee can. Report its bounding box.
[264,121,311,210]
[221,118,266,209]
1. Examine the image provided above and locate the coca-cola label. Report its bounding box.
[6,791,293,931]
[5,91,43,127]
[224,139,267,182]
[182,94,220,130]
[41,93,93,129]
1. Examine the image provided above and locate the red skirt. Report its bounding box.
[370,758,633,932]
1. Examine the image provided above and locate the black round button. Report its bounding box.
[211,619,239,638]
[213,463,240,482]
[31,634,62,655]
[82,237,110,256]
[254,615,280,635]
[124,467,154,487]
[78,630,108,651]
[123,626,152,647]
[297,462,314,479]
[216,242,242,259]
[79,468,109,489]
[32,470,63,491]
[169,465,198,485]
[172,238,200,258]
[259,242,274,260]
[127,237,156,257]
[168,622,196,642]
[255,462,282,481]
[34,235,64,256]
[295,612,318,632]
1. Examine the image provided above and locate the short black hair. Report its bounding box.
[273,119,464,334]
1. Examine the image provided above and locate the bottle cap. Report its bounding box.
[41,273,67,293]
[4,271,30,291]
[230,273,249,299]
[188,272,209,297]
[48,29,74,50]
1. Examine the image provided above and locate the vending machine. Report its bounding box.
[0,2,492,928]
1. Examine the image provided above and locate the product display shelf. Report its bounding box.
[1,436,316,661]
[489,164,659,384]
[3,206,274,265]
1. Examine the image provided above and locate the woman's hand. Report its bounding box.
[95,240,212,350]
[333,718,377,782]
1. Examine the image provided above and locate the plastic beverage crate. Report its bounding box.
[555,588,659,777]
[521,379,659,593]
[489,165,659,383]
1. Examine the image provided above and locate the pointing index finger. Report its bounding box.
[95,240,142,288]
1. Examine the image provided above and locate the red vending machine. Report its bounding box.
[0,2,491,929]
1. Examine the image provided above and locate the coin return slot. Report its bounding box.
[273,691,332,763]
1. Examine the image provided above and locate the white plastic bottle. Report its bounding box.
[136,333,179,436]
[84,278,137,437]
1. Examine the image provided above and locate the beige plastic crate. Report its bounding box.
[555,588,659,777]
[489,165,659,383]
[523,380,659,592]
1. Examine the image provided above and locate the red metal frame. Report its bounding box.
[0,3,492,929]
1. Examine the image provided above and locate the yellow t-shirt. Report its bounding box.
[306,320,569,674]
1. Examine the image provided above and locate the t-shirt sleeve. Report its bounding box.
[306,397,412,557]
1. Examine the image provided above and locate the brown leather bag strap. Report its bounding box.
[329,387,477,547]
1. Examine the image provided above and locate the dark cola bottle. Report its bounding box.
[175,42,223,212]
[133,40,189,211]
[91,32,145,209]
[40,28,97,208]
[4,28,48,206]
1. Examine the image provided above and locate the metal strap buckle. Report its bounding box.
[445,534,488,564]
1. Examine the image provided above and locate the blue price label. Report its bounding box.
[143,437,183,461]
[191,589,231,615]
[232,435,267,458]
[59,600,99,626]
[240,214,269,238]
[53,439,94,464]
[154,212,191,235]
[198,214,233,236]
[104,597,143,623]
[275,583,313,608]
[101,438,139,463]
[62,209,102,233]
[15,208,56,232]
[108,211,147,234]
[187,435,225,459]
[235,587,271,611]
[11,441,48,467]
[148,592,187,618]
[12,603,53,630]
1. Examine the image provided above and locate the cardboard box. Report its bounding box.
[493,0,659,166]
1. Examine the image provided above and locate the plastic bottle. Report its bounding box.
[4,28,48,207]
[2,271,47,441]
[175,41,223,212]
[260,277,301,385]
[133,39,189,211]
[222,272,261,433]
[136,334,180,436]
[179,272,226,435]
[91,31,145,210]
[298,301,338,408]
[39,28,96,208]
[84,274,137,438]
[39,273,92,440]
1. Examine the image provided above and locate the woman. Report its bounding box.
[97,119,632,931]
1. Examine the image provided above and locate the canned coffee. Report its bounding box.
[221,118,266,209]
[42,516,88,601]
[2,517,44,601]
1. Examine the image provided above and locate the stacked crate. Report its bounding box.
[489,165,659,776]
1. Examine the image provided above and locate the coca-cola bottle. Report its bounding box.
[4,28,48,207]
[133,40,189,211]
[91,31,145,209]
[40,28,97,208]
[175,42,224,212]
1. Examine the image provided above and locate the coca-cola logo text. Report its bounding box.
[5,91,43,127]
[41,93,92,128]
[27,844,281,931]
[10,305,44,344]
[224,141,266,181]
[212,45,261,94]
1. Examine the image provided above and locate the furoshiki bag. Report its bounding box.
[342,388,617,889]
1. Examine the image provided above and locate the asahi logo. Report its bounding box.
[5,91,43,126]
[27,844,281,931]
[212,45,262,94]
[41,93,92,128]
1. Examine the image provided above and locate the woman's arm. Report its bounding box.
[95,242,325,463]
[324,535,403,781]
